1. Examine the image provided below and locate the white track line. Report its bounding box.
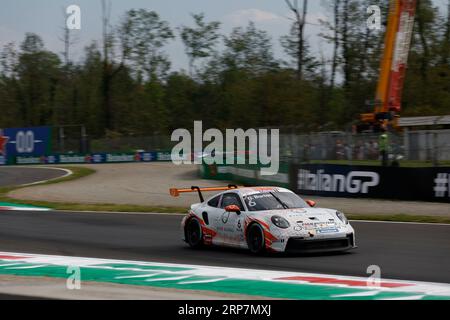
[52,211,449,226]
[115,273,163,279]
[0,263,23,267]
[382,295,425,300]
[350,220,450,226]
[145,275,192,282]
[56,210,185,216]
[332,291,381,298]
[17,167,73,187]
[9,209,450,226]
[179,278,227,285]
[4,264,47,270]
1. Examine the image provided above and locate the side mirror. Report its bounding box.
[225,205,241,214]
[306,200,316,208]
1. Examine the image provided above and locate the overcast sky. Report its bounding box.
[0,0,448,72]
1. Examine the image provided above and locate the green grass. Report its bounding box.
[1,199,187,214]
[0,166,95,196]
[1,165,449,223]
[348,214,450,224]
[310,160,450,167]
[0,165,187,214]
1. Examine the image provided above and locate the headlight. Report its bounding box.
[336,211,348,225]
[271,215,290,229]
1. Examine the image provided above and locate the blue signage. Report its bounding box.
[1,126,52,158]
[13,152,159,165]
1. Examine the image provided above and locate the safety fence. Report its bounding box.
[85,130,450,164]
[200,162,450,203]
[3,125,450,165]
[278,130,450,164]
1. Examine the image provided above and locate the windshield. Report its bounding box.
[243,192,308,211]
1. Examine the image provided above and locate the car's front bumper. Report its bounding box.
[283,233,356,253]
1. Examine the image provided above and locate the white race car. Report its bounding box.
[170,185,356,254]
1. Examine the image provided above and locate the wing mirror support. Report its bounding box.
[306,200,316,208]
[225,205,241,215]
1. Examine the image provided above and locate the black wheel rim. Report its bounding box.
[188,220,201,245]
[249,226,263,252]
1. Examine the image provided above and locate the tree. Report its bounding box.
[222,22,278,74]
[330,0,341,89]
[118,9,175,81]
[441,0,450,65]
[164,73,198,130]
[341,0,351,90]
[403,0,450,116]
[0,42,18,79]
[100,0,123,132]
[0,3,448,138]
[415,0,439,81]
[179,13,221,76]
[0,43,20,128]
[16,33,61,126]
[282,0,309,80]
[318,0,343,90]
[281,20,318,79]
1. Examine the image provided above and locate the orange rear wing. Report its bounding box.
[169,185,240,202]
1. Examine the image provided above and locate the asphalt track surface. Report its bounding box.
[0,294,46,300]
[0,167,67,187]
[0,211,449,283]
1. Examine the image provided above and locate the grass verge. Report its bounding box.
[1,165,449,223]
[0,166,95,196]
[1,199,187,214]
[348,214,450,224]
[0,166,187,214]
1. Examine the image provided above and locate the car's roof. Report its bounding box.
[218,186,292,197]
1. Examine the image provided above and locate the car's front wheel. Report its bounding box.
[246,224,266,254]
[185,218,203,248]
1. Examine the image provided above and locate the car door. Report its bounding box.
[218,192,246,247]
[203,194,223,246]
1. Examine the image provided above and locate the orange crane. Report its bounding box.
[360,0,417,131]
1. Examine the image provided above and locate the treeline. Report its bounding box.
[0,0,449,138]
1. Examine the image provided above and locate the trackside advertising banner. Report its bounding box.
[0,150,180,166]
[0,126,52,160]
[11,151,173,165]
[290,164,450,203]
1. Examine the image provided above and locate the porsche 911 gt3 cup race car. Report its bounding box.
[170,185,356,254]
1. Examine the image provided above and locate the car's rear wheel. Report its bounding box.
[185,218,203,248]
[246,224,265,254]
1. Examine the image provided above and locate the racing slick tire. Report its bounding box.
[185,218,204,248]
[246,223,266,254]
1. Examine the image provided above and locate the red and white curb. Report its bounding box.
[0,251,449,299]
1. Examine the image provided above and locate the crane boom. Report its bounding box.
[361,0,417,130]
[386,0,417,113]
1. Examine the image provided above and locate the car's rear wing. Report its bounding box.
[169,185,240,202]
